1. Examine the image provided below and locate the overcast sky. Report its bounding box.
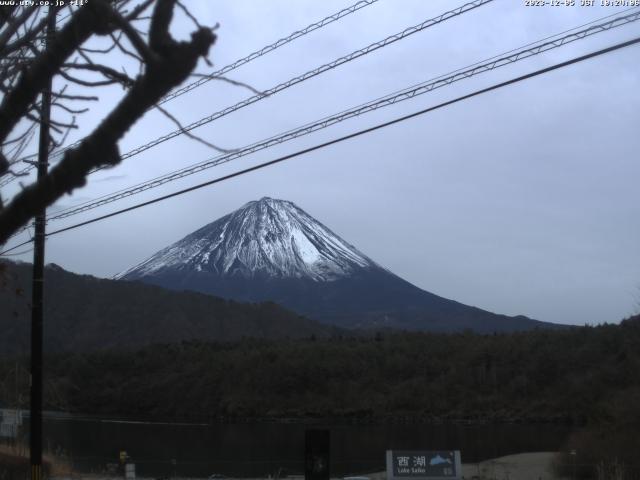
[3,0,639,326]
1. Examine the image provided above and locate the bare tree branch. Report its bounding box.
[62,62,135,87]
[52,101,89,115]
[0,1,116,143]
[0,0,216,244]
[197,74,267,97]
[176,0,203,30]
[155,103,236,154]
[109,31,143,62]
[0,5,37,54]
[108,8,158,64]
[59,69,120,88]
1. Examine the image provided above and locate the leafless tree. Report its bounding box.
[0,0,217,245]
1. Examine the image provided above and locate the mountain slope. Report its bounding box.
[119,198,560,333]
[119,197,377,281]
[0,261,338,355]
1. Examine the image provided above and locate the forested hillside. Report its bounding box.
[1,316,638,473]
[0,261,338,354]
[1,316,637,423]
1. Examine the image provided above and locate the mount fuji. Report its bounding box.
[118,197,558,332]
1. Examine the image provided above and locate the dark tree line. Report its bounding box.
[0,316,637,423]
[1,316,638,475]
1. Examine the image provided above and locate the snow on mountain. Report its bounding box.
[117,197,557,333]
[118,197,379,282]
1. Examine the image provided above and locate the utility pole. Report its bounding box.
[30,8,55,480]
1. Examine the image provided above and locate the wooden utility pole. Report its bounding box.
[30,8,55,480]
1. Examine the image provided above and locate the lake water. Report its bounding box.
[37,417,572,477]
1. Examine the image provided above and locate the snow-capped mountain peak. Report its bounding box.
[116,197,552,334]
[118,197,378,282]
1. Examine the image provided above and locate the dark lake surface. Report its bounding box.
[39,416,572,477]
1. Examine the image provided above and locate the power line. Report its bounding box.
[0,247,34,256]
[2,34,637,256]
[1,0,493,187]
[0,0,380,186]
[111,0,494,162]
[1,238,37,256]
[42,9,640,224]
[157,0,380,105]
[6,7,639,243]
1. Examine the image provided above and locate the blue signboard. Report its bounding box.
[386,451,462,480]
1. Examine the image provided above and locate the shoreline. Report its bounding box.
[22,409,583,427]
[48,452,560,480]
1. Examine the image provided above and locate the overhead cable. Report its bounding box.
[20,0,492,179]
[114,0,494,162]
[2,33,638,256]
[0,0,381,185]
[44,9,640,223]
[158,0,380,105]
